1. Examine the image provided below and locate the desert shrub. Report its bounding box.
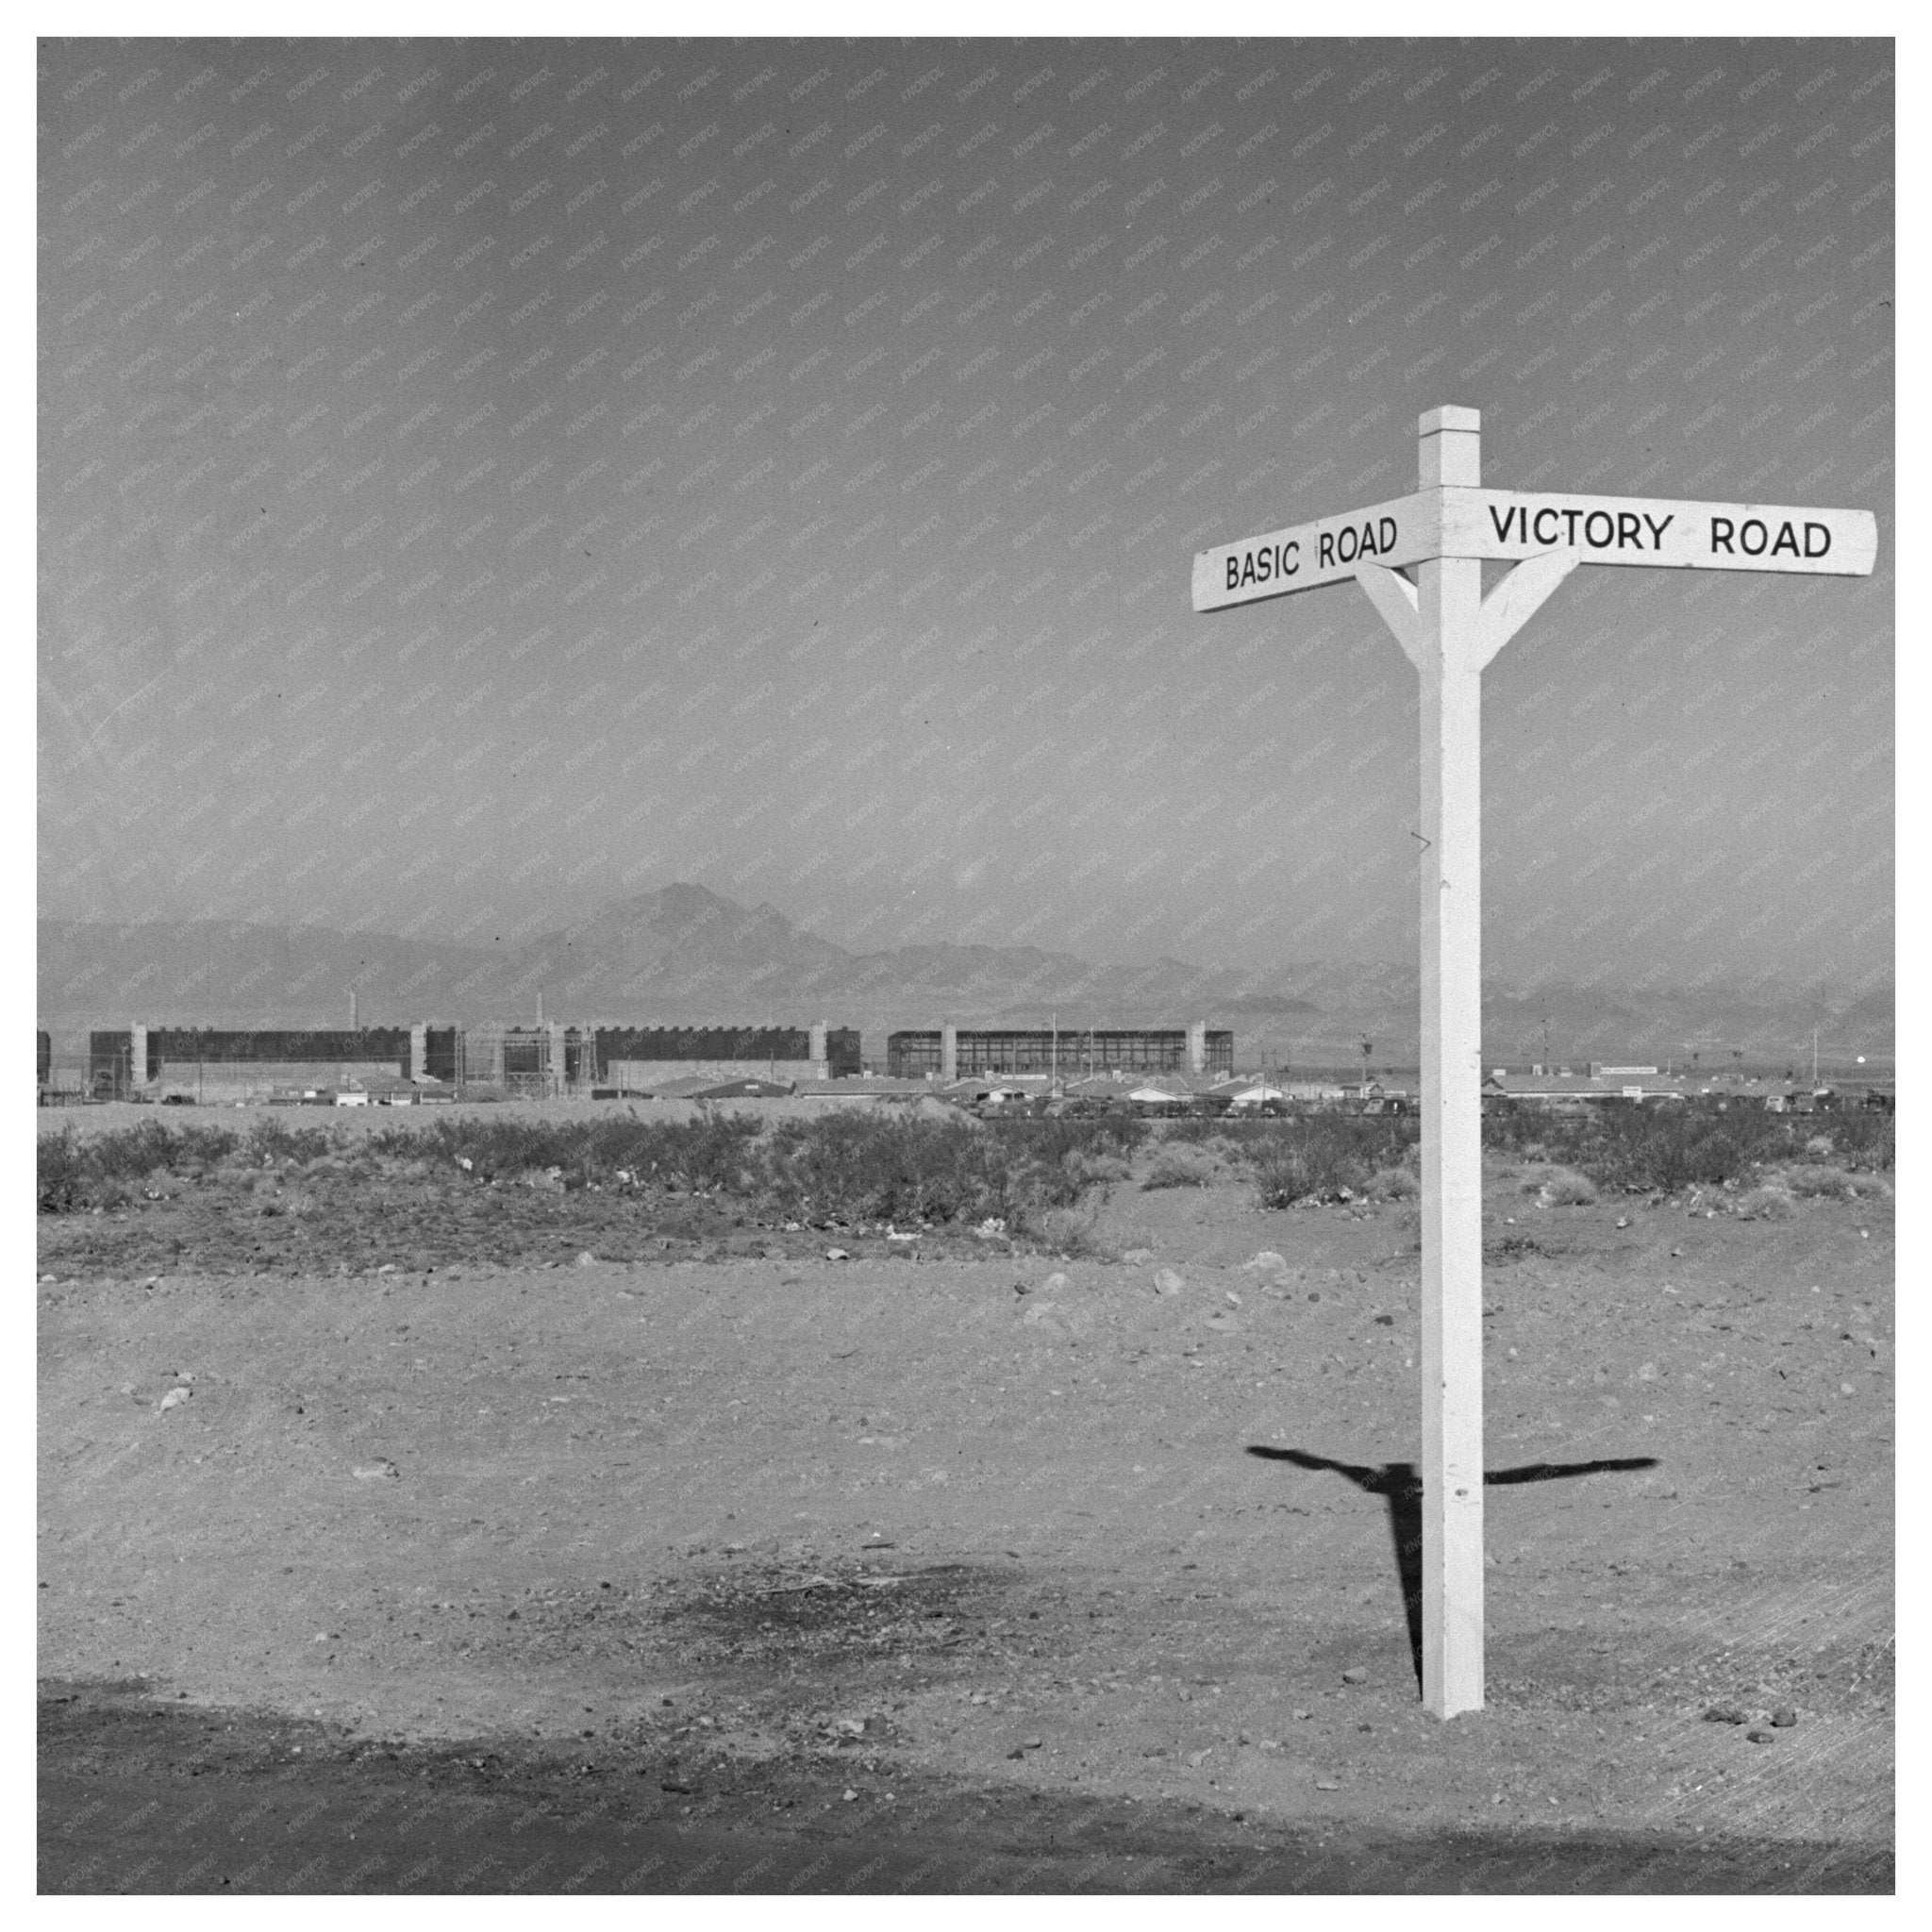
[37,1131,86,1213]
[98,1118,242,1177]
[1015,1203,1114,1257]
[636,1111,768,1192]
[1253,1139,1362,1207]
[1734,1186,1796,1220]
[345,1107,1139,1229]
[1363,1165,1420,1201]
[75,1117,177,1179]
[757,1111,1141,1228]
[397,1114,569,1177]
[763,1112,1014,1225]
[1824,1108,1893,1171]
[394,1110,763,1192]
[1256,1113,1416,1162]
[985,1117,1148,1213]
[1775,1164,1891,1202]
[1483,1107,1582,1160]
[1133,1094,1889,1200]
[37,1121,243,1210]
[378,1156,442,1184]
[243,1119,339,1167]
[34,1099,1162,1234]
[1141,1149,1218,1191]
[1539,1168,1598,1207]
[163,1123,241,1168]
[1570,1102,1786,1194]
[1164,1118,1241,1147]
[1481,1093,1896,1194]
[1780,1164,1846,1199]
[992,1113,1147,1166]
[1236,1115,1416,1206]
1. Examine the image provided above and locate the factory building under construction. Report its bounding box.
[887,1024,1233,1080]
[62,1020,885,1101]
[58,1021,1227,1101]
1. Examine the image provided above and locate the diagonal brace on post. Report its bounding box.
[1354,547,1578,672]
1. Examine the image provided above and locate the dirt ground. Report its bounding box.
[38,1126,1893,1891]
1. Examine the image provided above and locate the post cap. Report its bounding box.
[1419,405,1481,435]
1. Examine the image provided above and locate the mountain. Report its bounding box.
[523,883,853,1012]
[37,885,1893,1069]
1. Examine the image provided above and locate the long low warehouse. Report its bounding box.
[56,1020,1241,1099]
[887,1024,1233,1079]
[67,1022,863,1100]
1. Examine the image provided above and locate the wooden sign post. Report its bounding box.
[1192,406,1876,1718]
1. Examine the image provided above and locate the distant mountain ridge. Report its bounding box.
[38,883,1894,1066]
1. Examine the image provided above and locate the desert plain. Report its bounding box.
[38,1100,1893,1892]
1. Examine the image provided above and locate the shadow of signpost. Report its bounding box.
[1245,1447,1660,1690]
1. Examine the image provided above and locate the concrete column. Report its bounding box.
[941,1024,958,1082]
[128,1023,149,1092]
[409,1023,427,1083]
[549,1021,567,1094]
[809,1022,828,1081]
[1187,1021,1208,1075]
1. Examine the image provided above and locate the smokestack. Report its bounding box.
[350,988,358,1032]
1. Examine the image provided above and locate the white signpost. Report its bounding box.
[1192,407,1877,1719]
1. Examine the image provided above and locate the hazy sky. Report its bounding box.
[38,36,1892,987]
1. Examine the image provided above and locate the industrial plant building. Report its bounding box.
[596,1025,860,1087]
[54,1018,1245,1103]
[887,1024,1233,1081]
[69,1021,860,1101]
[87,1026,414,1103]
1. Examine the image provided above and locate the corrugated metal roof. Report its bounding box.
[790,1078,930,1099]
[1484,1073,1697,1097]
